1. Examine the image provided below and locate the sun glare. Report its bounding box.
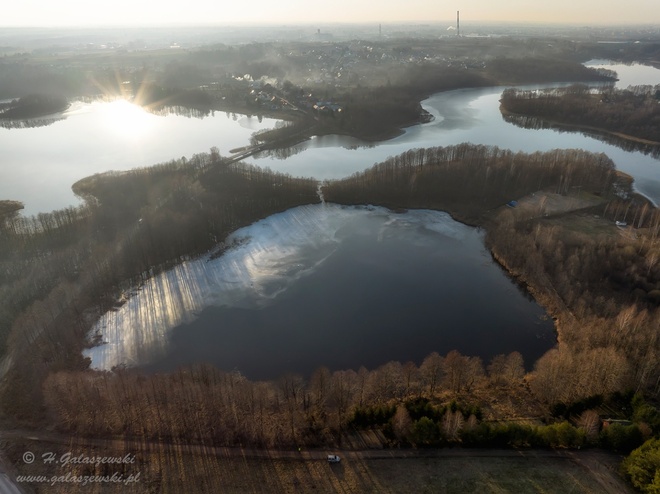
[101,100,154,139]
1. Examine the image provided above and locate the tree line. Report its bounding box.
[486,58,615,85]
[40,350,524,448]
[501,84,660,147]
[323,143,616,223]
[39,351,658,457]
[0,93,69,120]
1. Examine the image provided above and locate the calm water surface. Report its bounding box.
[84,205,553,378]
[0,101,278,215]
[585,60,660,88]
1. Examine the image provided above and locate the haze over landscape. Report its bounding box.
[3,0,660,26]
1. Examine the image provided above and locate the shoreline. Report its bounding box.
[500,105,660,149]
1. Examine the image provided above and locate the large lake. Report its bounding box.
[0,102,279,215]
[4,61,659,377]
[84,204,552,378]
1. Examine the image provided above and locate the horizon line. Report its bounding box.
[2,20,660,30]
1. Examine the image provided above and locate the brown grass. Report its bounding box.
[4,437,634,494]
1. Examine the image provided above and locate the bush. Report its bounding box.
[405,397,444,422]
[599,423,644,452]
[540,422,585,448]
[409,417,442,446]
[622,438,660,493]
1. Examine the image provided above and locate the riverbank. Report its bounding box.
[501,105,660,150]
[483,190,600,345]
[499,84,660,158]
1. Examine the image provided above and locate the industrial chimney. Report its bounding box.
[457,11,460,37]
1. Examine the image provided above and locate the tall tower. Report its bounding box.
[457,11,460,37]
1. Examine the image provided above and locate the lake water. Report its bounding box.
[2,62,659,214]
[0,101,278,215]
[585,60,660,88]
[84,204,553,378]
[250,83,660,204]
[3,62,659,377]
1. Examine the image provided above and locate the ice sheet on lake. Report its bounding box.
[83,204,474,370]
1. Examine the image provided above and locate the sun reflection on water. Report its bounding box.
[83,204,468,371]
[100,99,155,139]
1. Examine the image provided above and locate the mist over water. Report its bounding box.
[84,204,553,378]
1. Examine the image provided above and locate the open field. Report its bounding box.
[503,190,607,222]
[12,452,635,494]
[200,451,633,494]
[1,432,634,494]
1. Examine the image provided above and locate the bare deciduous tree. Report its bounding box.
[420,352,443,396]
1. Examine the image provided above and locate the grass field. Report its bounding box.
[185,453,632,494]
[3,436,634,494]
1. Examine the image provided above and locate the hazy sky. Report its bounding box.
[3,0,660,27]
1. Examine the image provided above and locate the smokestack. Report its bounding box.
[457,11,460,37]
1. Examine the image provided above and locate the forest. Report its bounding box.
[1,144,658,491]
[39,356,656,452]
[500,84,660,149]
[0,93,69,119]
[323,144,616,223]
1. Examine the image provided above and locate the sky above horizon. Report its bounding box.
[2,0,660,27]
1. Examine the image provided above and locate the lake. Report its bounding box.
[585,60,660,88]
[4,61,659,377]
[0,101,279,215]
[84,204,553,378]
